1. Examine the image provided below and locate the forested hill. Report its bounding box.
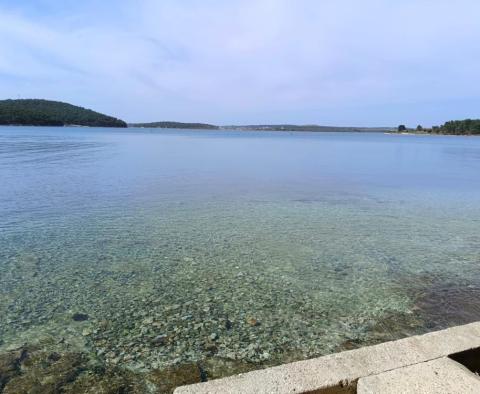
[130,121,219,130]
[0,99,127,127]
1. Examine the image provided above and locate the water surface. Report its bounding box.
[1,127,480,389]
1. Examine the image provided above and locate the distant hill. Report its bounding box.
[221,124,393,132]
[130,121,219,130]
[129,121,393,132]
[0,99,127,127]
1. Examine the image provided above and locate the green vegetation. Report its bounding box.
[398,119,480,135]
[130,121,219,130]
[0,99,127,127]
[434,119,480,135]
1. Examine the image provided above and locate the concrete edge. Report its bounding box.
[174,322,480,393]
[357,357,480,393]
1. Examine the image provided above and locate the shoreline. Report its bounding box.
[1,124,478,136]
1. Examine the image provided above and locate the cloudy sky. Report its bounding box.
[1,0,479,126]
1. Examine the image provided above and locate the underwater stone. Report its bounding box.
[82,328,92,336]
[0,349,26,390]
[3,349,85,394]
[246,317,260,327]
[152,335,168,346]
[201,357,257,380]
[67,370,145,394]
[72,313,89,322]
[148,363,203,393]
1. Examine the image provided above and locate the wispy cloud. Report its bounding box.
[1,0,480,125]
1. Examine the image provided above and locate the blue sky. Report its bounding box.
[1,0,480,126]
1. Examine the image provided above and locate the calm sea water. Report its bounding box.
[1,127,480,387]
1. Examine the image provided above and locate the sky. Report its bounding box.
[1,0,480,126]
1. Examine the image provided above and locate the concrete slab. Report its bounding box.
[174,322,480,394]
[357,357,480,394]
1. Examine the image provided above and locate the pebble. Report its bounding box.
[82,328,92,336]
[152,335,168,346]
[246,317,260,327]
[260,351,270,360]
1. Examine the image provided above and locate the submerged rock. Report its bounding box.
[246,317,260,327]
[67,370,146,394]
[202,339,218,355]
[82,328,92,336]
[3,349,85,394]
[152,335,168,346]
[0,346,147,394]
[0,348,27,390]
[72,313,89,322]
[148,363,203,393]
[201,357,257,380]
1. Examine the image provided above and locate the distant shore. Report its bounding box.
[3,124,479,136]
[129,121,394,133]
[1,98,479,135]
[385,131,480,137]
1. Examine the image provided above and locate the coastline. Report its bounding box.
[2,124,478,136]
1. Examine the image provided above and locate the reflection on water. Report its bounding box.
[1,127,480,392]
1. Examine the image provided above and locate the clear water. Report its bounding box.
[1,127,480,381]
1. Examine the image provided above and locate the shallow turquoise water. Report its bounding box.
[1,127,480,377]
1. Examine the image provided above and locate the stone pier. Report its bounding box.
[174,322,480,393]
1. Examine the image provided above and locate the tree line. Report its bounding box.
[398,119,480,135]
